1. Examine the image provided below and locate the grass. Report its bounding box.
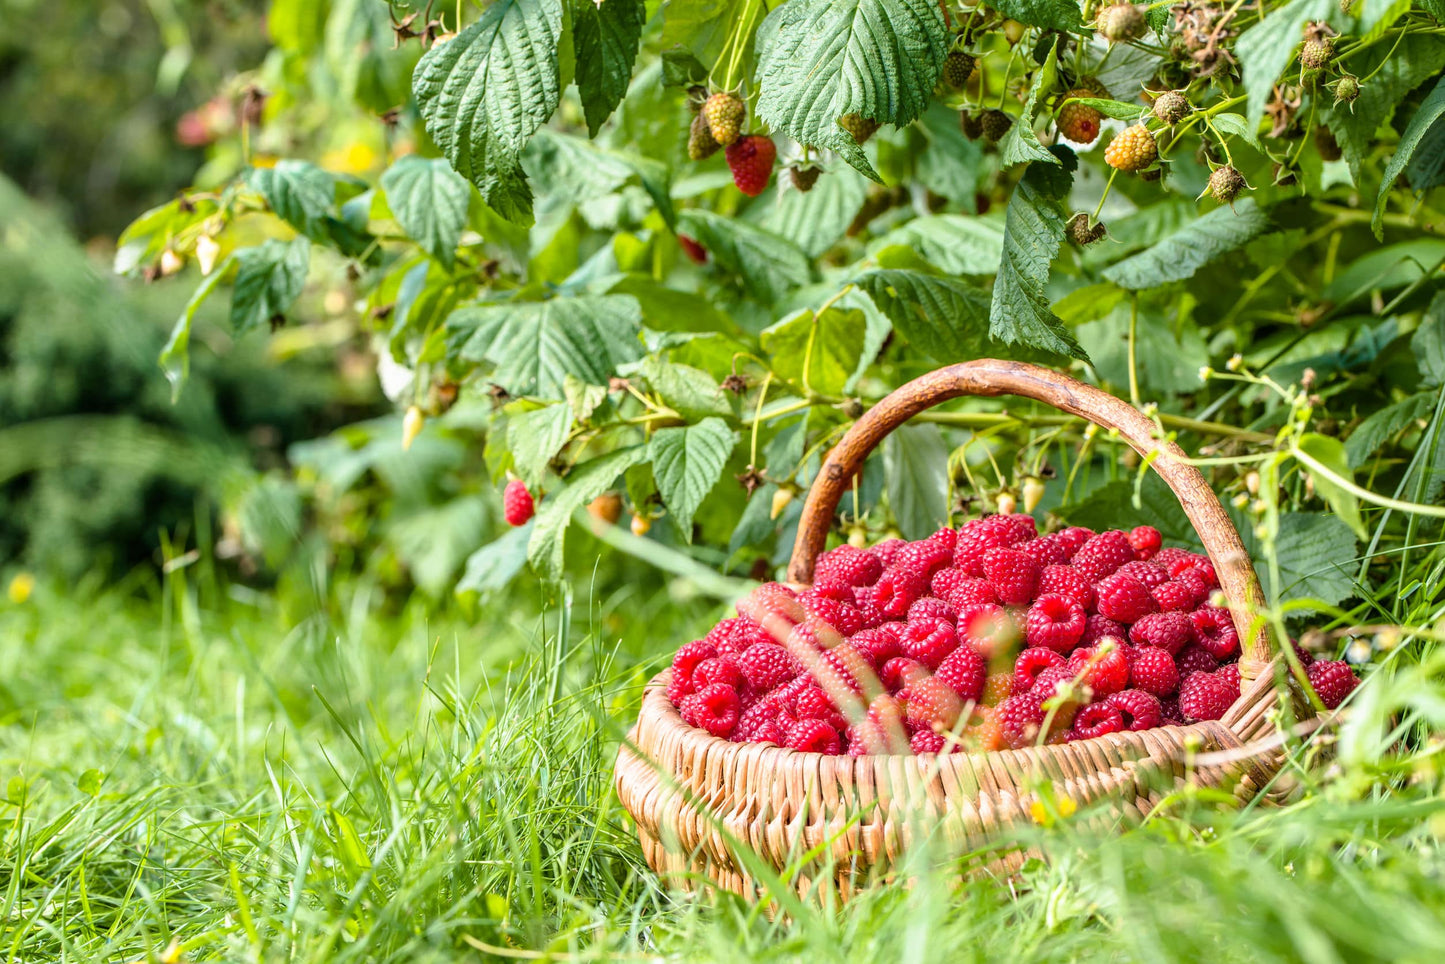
[2,546,1445,964]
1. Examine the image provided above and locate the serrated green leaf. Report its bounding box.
[564,373,610,422]
[853,269,993,362]
[1297,433,1367,539]
[1358,0,1411,38]
[639,356,733,420]
[1345,392,1434,466]
[457,522,533,597]
[754,0,949,181]
[1325,34,1445,185]
[1236,0,1333,133]
[660,48,709,87]
[412,0,563,225]
[1076,301,1210,397]
[447,294,642,397]
[884,423,949,539]
[677,210,810,302]
[916,101,984,204]
[649,418,735,540]
[529,447,649,582]
[869,215,1006,276]
[572,0,644,137]
[997,45,1060,168]
[160,264,230,401]
[992,0,1081,30]
[990,166,1087,360]
[760,304,880,396]
[1373,76,1445,238]
[1052,282,1127,326]
[249,161,335,237]
[1064,96,1145,122]
[1415,293,1445,387]
[763,165,870,258]
[507,403,573,489]
[1102,199,1271,289]
[1256,512,1359,607]
[230,238,310,335]
[1209,112,1263,150]
[380,155,471,268]
[525,129,675,229]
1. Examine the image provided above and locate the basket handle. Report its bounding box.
[786,359,1272,678]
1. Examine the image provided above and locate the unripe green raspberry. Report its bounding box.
[1066,213,1107,246]
[942,50,976,90]
[687,112,720,160]
[702,92,745,147]
[1152,90,1190,126]
[838,113,881,144]
[1206,165,1246,203]
[1097,3,1146,42]
[979,109,1013,143]
[1300,36,1333,70]
[1104,123,1157,172]
[1331,73,1360,108]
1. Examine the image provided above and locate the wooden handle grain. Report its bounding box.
[786,359,1272,677]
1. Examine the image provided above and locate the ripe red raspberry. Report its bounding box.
[881,656,929,691]
[1152,580,1200,612]
[936,647,987,704]
[784,718,842,754]
[503,479,535,526]
[813,544,883,594]
[816,643,873,697]
[907,596,955,623]
[1054,526,1094,560]
[957,603,1018,657]
[943,577,997,611]
[869,538,908,568]
[1070,702,1125,741]
[910,729,948,754]
[690,683,741,737]
[1080,613,1126,646]
[701,92,745,147]
[736,693,785,732]
[1191,558,1219,589]
[751,718,785,745]
[903,676,964,730]
[1127,526,1162,559]
[1116,560,1168,588]
[982,547,1041,605]
[785,622,825,657]
[667,670,694,704]
[1071,530,1136,581]
[1096,572,1158,623]
[736,582,802,634]
[870,566,928,620]
[1159,696,1183,724]
[1307,660,1358,709]
[1057,89,1103,144]
[1190,607,1239,659]
[677,233,708,264]
[1175,645,1219,680]
[737,642,799,692]
[1178,670,1235,721]
[800,592,865,638]
[1104,123,1157,172]
[794,685,834,719]
[1031,665,1084,715]
[1000,514,1039,541]
[1106,689,1163,730]
[1128,611,1195,655]
[1174,568,1211,603]
[1014,647,1067,693]
[1039,565,1096,610]
[928,526,959,551]
[953,517,1018,575]
[726,135,776,196]
[849,628,897,665]
[693,657,743,690]
[1152,547,1192,569]
[897,538,956,580]
[998,692,1048,748]
[901,617,959,670]
[1019,534,1069,567]
[672,640,718,684]
[1128,646,1180,696]
[1069,643,1130,697]
[1025,593,1087,652]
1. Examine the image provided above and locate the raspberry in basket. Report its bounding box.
[1069,643,1129,698]
[1178,669,1235,721]
[902,616,958,669]
[982,547,1042,605]
[1127,525,1162,558]
[1025,593,1087,652]
[813,544,883,594]
[1071,529,1136,581]
[903,676,964,730]
[785,718,842,754]
[737,642,799,693]
[936,647,987,704]
[1190,607,1240,659]
[1014,647,1067,693]
[1307,660,1358,709]
[1128,646,1179,696]
[1038,564,1095,609]
[870,566,928,619]
[1129,611,1195,655]
[1096,571,1158,623]
[1106,689,1163,730]
[1070,702,1125,740]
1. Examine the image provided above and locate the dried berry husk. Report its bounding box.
[1066,213,1107,246]
[687,113,720,160]
[1314,126,1342,162]
[787,164,822,192]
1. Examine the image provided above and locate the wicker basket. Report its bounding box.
[614,359,1304,899]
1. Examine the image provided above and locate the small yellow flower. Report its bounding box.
[7,573,33,604]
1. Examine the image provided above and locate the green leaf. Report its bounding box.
[572,0,644,137]
[662,0,765,74]
[457,523,534,597]
[661,49,709,88]
[1261,513,1359,607]
[412,0,564,225]
[1322,239,1445,304]
[525,129,675,229]
[763,165,870,258]
[1415,293,1445,387]
[915,102,984,204]
[249,161,336,238]
[760,304,880,396]
[1373,76,1445,238]
[230,238,311,335]
[869,215,1006,276]
[649,418,735,541]
[77,768,104,797]
[677,210,810,302]
[160,264,229,401]
[507,403,573,489]
[990,167,1087,360]
[638,356,733,420]
[448,294,642,396]
[1236,0,1333,133]
[1325,34,1445,185]
[884,423,949,539]
[754,0,949,181]
[529,447,649,582]
[997,45,1060,168]
[1344,392,1434,466]
[389,496,489,595]
[380,155,472,268]
[992,0,1081,30]
[1076,301,1210,397]
[1209,112,1263,150]
[1101,199,1271,289]
[853,269,993,362]
[1297,433,1367,540]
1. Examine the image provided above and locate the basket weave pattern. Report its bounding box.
[615,360,1300,897]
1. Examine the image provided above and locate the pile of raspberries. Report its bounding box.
[667,515,1359,756]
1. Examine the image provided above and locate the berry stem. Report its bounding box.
[748,371,774,468]
[1127,294,1141,408]
[1093,168,1117,220]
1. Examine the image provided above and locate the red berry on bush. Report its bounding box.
[725,135,776,196]
[1306,660,1358,709]
[503,479,535,526]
